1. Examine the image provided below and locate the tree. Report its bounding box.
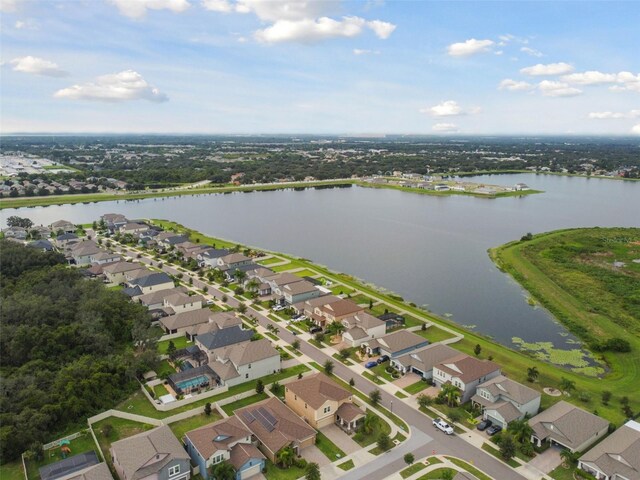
[256,379,264,394]
[211,461,236,480]
[560,449,578,467]
[237,302,247,314]
[526,366,539,383]
[166,340,176,356]
[314,332,325,343]
[369,389,381,406]
[601,390,612,405]
[441,469,455,480]
[101,423,114,439]
[292,339,301,351]
[339,348,350,360]
[323,359,334,376]
[377,432,392,451]
[305,462,321,480]
[508,418,533,444]
[271,381,282,396]
[441,383,460,407]
[276,446,295,468]
[447,410,462,424]
[404,453,414,465]
[204,402,212,416]
[560,377,576,395]
[421,323,427,331]
[474,344,482,356]
[499,433,517,461]
[417,393,433,409]
[6,216,33,229]
[361,412,379,435]
[234,269,247,284]
[349,378,355,388]
[369,299,373,310]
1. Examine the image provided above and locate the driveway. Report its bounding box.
[528,445,562,473]
[320,424,361,455]
[393,372,422,389]
[302,445,331,467]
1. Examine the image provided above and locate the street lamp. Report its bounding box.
[390,400,393,414]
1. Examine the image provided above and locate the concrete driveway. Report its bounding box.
[393,372,422,389]
[528,445,562,473]
[302,445,331,467]
[320,424,361,455]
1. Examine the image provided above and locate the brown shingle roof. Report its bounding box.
[579,420,640,480]
[229,443,265,470]
[103,261,144,274]
[477,375,540,405]
[375,330,427,354]
[341,312,385,331]
[282,280,318,295]
[319,299,363,317]
[236,398,316,456]
[335,402,365,423]
[161,310,239,331]
[184,416,250,460]
[395,343,460,372]
[213,338,279,367]
[435,355,501,383]
[285,373,351,409]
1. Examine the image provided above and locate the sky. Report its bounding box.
[1,0,639,135]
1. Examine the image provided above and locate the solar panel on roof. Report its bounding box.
[258,407,277,426]
[242,411,255,423]
[254,407,276,432]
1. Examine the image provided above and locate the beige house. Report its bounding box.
[160,310,241,336]
[313,299,364,327]
[529,401,609,453]
[341,312,387,347]
[103,261,146,284]
[432,354,502,404]
[284,373,365,431]
[578,419,640,480]
[236,397,317,462]
[471,375,541,428]
[163,291,204,315]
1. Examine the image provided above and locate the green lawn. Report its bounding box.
[153,384,170,397]
[362,371,386,385]
[292,269,318,278]
[404,379,430,395]
[330,285,356,296]
[156,359,176,378]
[263,460,306,480]
[0,460,25,480]
[25,432,99,480]
[337,459,355,471]
[549,464,578,480]
[481,443,519,468]
[265,332,279,341]
[116,364,309,419]
[168,412,222,440]
[445,457,492,480]
[395,391,408,399]
[315,431,346,462]
[257,257,285,266]
[221,393,268,416]
[400,463,427,478]
[418,468,457,480]
[415,326,458,343]
[92,417,155,464]
[352,411,391,447]
[370,363,397,382]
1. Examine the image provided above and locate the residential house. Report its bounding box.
[127,271,174,294]
[30,225,52,238]
[103,261,146,284]
[471,375,541,428]
[217,253,253,271]
[136,287,187,311]
[61,463,113,480]
[528,401,609,453]
[54,233,79,249]
[292,295,341,317]
[223,263,259,283]
[184,416,265,480]
[236,397,317,462]
[28,239,54,252]
[50,220,76,234]
[90,251,121,265]
[69,241,101,265]
[39,452,110,480]
[195,326,253,362]
[341,312,387,347]
[119,222,149,235]
[161,310,240,336]
[578,419,640,480]
[208,338,280,387]
[163,291,204,315]
[433,354,502,404]
[280,280,321,305]
[284,373,365,431]
[174,241,204,257]
[313,299,364,327]
[196,248,230,268]
[377,312,406,329]
[2,226,28,240]
[110,425,190,480]
[101,213,128,232]
[392,343,461,380]
[365,330,429,359]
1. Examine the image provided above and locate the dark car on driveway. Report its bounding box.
[486,425,503,436]
[309,326,322,334]
[365,361,378,368]
[476,419,492,431]
[376,355,390,364]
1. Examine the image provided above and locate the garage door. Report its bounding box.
[239,463,262,480]
[485,415,505,429]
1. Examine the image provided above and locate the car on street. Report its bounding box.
[476,419,492,431]
[433,418,454,435]
[376,355,390,364]
[365,361,378,368]
[486,425,503,436]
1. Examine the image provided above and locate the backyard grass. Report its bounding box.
[337,459,355,471]
[400,463,427,478]
[116,364,309,419]
[415,326,458,344]
[153,384,170,397]
[315,430,346,461]
[168,411,222,440]
[155,360,175,378]
[330,284,356,296]
[221,393,269,416]
[263,459,306,480]
[292,268,318,278]
[25,432,99,480]
[404,379,430,395]
[445,457,492,480]
[92,417,155,464]
[257,257,286,266]
[0,459,25,480]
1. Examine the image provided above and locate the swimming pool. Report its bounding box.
[175,375,209,392]
[180,361,193,371]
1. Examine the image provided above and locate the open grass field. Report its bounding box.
[168,411,222,440]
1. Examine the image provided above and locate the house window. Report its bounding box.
[248,364,251,369]
[323,406,331,414]
[246,373,249,378]
[168,465,180,477]
[213,454,224,464]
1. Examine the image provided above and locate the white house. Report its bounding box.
[341,312,387,347]
[432,354,501,403]
[208,339,281,387]
[471,375,541,428]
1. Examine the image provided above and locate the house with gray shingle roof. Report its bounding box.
[471,375,541,428]
[578,419,640,480]
[208,338,280,387]
[365,330,429,359]
[110,425,190,480]
[433,354,502,403]
[127,272,174,294]
[341,312,387,347]
[392,343,460,380]
[195,326,253,357]
[528,401,609,452]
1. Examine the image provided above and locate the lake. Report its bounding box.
[3,174,638,358]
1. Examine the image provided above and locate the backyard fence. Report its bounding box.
[43,431,85,450]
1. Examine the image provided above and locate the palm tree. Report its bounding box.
[560,377,576,395]
[527,367,539,383]
[362,411,379,435]
[508,418,533,444]
[369,389,382,406]
[246,278,259,293]
[210,461,236,480]
[305,462,321,480]
[560,449,577,467]
[441,383,460,407]
[234,269,247,284]
[323,359,334,375]
[276,446,296,468]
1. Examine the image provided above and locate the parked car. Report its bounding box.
[272,305,285,312]
[309,326,322,334]
[476,420,492,431]
[205,299,214,305]
[376,355,390,364]
[290,330,298,336]
[297,315,307,321]
[432,418,454,435]
[486,425,503,436]
[365,361,378,368]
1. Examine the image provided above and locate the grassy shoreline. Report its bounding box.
[150,220,636,425]
[354,181,543,198]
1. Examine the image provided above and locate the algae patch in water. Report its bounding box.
[511,337,604,376]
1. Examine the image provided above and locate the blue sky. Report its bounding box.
[1,0,639,135]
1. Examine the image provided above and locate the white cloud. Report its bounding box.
[366,19,396,39]
[562,71,617,85]
[588,110,640,119]
[353,49,379,55]
[499,79,535,91]
[109,0,190,19]
[10,56,69,77]
[611,72,640,93]
[538,80,582,97]
[520,62,574,76]
[520,46,543,57]
[632,124,640,135]
[201,0,234,12]
[54,70,168,103]
[0,0,22,12]
[432,123,458,132]
[447,38,494,57]
[422,100,463,117]
[254,16,394,43]
[233,0,335,21]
